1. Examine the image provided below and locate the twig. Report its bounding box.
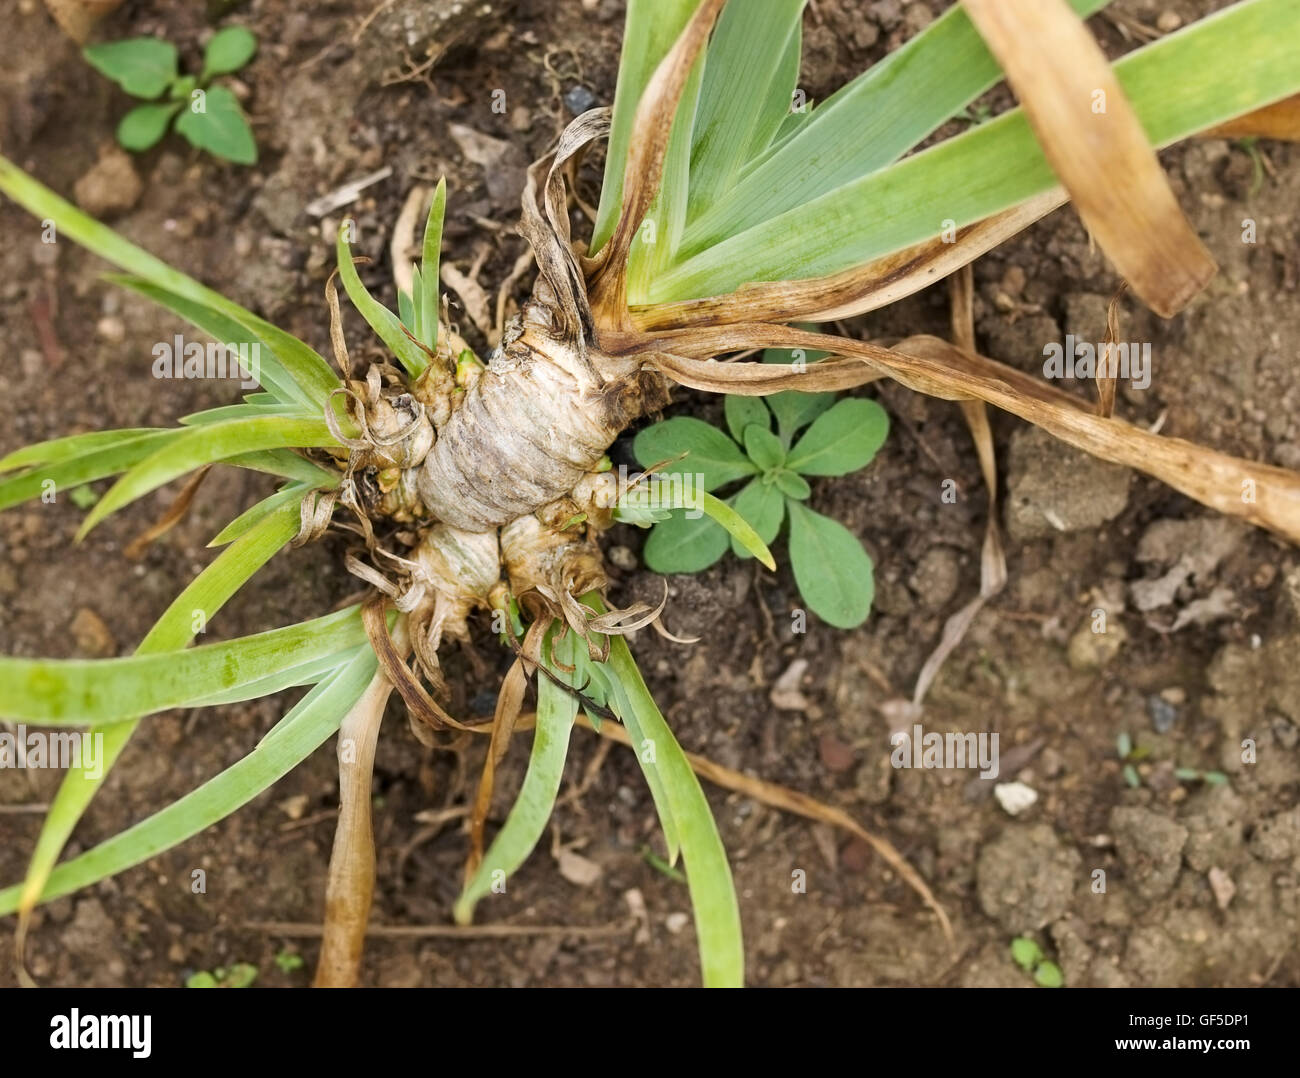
[253,919,635,939]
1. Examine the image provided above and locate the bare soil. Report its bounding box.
[1,0,1297,987]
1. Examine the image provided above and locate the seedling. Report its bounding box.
[1010,937,1064,988]
[1234,137,1267,197]
[273,949,305,974]
[67,485,99,510]
[1174,767,1230,786]
[631,346,888,628]
[642,845,688,884]
[185,961,258,988]
[952,102,995,126]
[1116,730,1151,788]
[84,26,258,164]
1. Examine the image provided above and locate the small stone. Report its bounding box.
[1207,867,1236,910]
[1156,11,1183,33]
[817,733,856,774]
[840,837,872,872]
[95,316,126,342]
[664,911,690,934]
[564,86,596,114]
[74,144,143,219]
[770,659,810,711]
[556,849,602,887]
[70,607,116,657]
[994,781,1038,816]
[278,794,309,821]
[1253,563,1277,590]
[624,888,650,944]
[1147,694,1178,733]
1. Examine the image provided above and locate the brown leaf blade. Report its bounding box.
[962,0,1215,317]
[587,0,727,318]
[1203,92,1300,141]
[630,190,1068,331]
[647,324,1300,545]
[313,665,394,988]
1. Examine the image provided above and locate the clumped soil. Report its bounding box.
[1,0,1297,987]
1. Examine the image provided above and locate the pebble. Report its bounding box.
[70,607,117,657]
[664,911,690,934]
[770,658,810,711]
[564,86,596,114]
[817,733,856,774]
[841,837,872,872]
[994,781,1039,816]
[95,315,126,342]
[1147,694,1178,733]
[1207,866,1236,910]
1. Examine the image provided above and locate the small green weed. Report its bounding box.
[1010,937,1063,988]
[631,345,888,628]
[185,961,259,988]
[84,26,258,164]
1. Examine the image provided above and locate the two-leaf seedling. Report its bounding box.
[1115,730,1150,789]
[632,345,888,629]
[84,27,259,165]
[1010,937,1063,988]
[1117,730,1228,789]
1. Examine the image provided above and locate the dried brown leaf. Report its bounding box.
[962,0,1215,317]
[644,323,1300,544]
[123,465,211,560]
[1097,282,1129,418]
[904,269,1008,713]
[1203,93,1300,141]
[465,618,546,879]
[586,0,727,319]
[629,191,1067,331]
[313,660,395,988]
[42,0,123,43]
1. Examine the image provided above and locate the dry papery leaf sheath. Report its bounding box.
[294,1,1300,985]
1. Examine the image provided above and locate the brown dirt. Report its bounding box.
[1,0,1297,987]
